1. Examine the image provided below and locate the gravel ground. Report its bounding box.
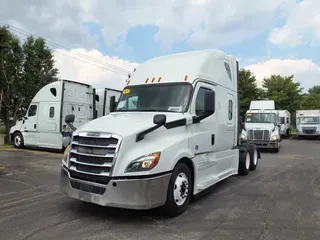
[0,139,320,240]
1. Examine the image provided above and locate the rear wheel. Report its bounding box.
[248,144,259,171]
[238,148,250,176]
[163,162,192,217]
[13,132,24,149]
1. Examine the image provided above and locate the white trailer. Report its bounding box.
[296,110,320,139]
[277,110,291,138]
[59,49,261,217]
[10,80,97,150]
[95,88,122,118]
[241,100,282,152]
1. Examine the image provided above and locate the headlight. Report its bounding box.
[62,145,70,167]
[240,132,247,140]
[125,152,161,172]
[271,135,278,141]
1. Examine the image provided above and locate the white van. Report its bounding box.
[60,49,261,217]
[95,88,121,118]
[10,80,97,150]
[296,110,320,139]
[241,100,281,152]
[277,110,291,138]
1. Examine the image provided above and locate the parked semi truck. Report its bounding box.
[296,110,320,139]
[60,49,261,217]
[95,88,121,118]
[278,110,291,138]
[241,100,281,152]
[9,80,99,150]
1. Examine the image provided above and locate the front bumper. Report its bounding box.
[243,140,279,149]
[297,131,320,137]
[60,166,171,210]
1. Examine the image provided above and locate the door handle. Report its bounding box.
[34,124,36,129]
[211,134,215,145]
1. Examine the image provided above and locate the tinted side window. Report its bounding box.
[195,87,215,116]
[49,107,54,118]
[28,105,37,117]
[228,100,233,120]
[224,62,232,81]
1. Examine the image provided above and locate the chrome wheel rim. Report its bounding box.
[254,149,258,165]
[173,172,189,206]
[14,135,21,146]
[246,152,250,169]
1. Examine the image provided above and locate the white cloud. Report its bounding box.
[53,48,139,90]
[1,0,295,49]
[268,0,320,45]
[245,59,320,91]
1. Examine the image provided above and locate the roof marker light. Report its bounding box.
[158,77,162,82]
[127,80,131,85]
[152,77,155,83]
[184,75,188,81]
[145,78,149,83]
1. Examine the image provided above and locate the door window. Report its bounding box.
[195,87,215,116]
[28,105,37,117]
[49,107,54,118]
[228,100,233,120]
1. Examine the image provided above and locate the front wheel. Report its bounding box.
[13,132,24,149]
[248,144,259,171]
[163,162,192,217]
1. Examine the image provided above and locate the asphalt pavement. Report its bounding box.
[0,139,320,240]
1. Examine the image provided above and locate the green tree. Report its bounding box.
[0,27,59,142]
[239,69,260,116]
[308,85,320,95]
[262,74,303,122]
[0,26,24,139]
[21,36,59,109]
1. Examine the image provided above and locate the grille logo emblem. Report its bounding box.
[86,132,100,137]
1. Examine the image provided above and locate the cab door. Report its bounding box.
[189,81,218,190]
[23,103,39,146]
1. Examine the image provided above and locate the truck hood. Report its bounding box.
[244,123,275,131]
[73,112,187,137]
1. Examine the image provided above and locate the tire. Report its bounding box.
[286,129,290,138]
[248,144,259,171]
[238,148,250,176]
[13,132,24,149]
[163,162,192,217]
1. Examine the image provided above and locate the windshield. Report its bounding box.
[298,117,320,125]
[115,83,192,113]
[245,113,277,124]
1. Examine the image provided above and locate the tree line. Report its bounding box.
[239,69,320,123]
[0,26,59,139]
[1,26,320,138]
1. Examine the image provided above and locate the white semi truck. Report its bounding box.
[59,49,261,217]
[95,88,121,118]
[296,110,320,139]
[9,80,99,150]
[241,100,281,152]
[278,110,291,138]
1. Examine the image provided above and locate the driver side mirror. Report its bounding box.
[65,114,75,123]
[153,114,166,125]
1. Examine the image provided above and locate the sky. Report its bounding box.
[1,0,320,91]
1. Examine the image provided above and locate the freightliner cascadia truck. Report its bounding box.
[60,49,261,217]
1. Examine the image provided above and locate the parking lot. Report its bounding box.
[0,139,320,240]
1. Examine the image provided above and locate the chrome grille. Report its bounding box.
[302,127,317,134]
[67,132,121,185]
[247,130,270,140]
